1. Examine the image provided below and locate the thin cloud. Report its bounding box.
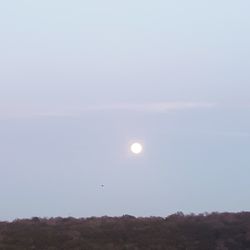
[85,102,216,113]
[0,102,216,119]
[216,131,250,138]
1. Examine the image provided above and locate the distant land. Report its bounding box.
[1,212,250,249]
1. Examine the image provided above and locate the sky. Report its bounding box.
[0,0,250,220]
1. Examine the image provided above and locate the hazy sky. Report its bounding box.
[0,0,250,220]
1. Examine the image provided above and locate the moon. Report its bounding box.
[130,142,143,154]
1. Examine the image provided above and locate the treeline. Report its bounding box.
[1,212,250,249]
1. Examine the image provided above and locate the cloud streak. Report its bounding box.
[85,102,216,113]
[0,102,216,119]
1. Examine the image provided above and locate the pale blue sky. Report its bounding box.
[0,0,250,220]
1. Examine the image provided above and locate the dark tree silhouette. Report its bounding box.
[1,212,250,249]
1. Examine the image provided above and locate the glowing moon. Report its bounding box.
[130,142,143,154]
